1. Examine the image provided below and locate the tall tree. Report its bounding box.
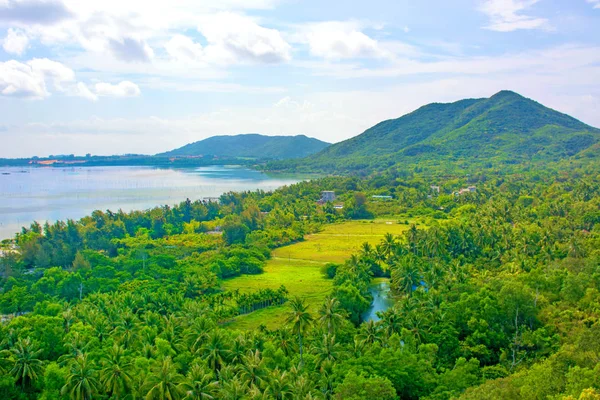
[9,337,43,390]
[286,297,313,368]
[318,297,344,336]
[144,357,184,400]
[100,344,132,399]
[61,354,100,400]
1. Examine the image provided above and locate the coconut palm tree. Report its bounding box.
[187,316,216,354]
[285,297,313,368]
[219,377,248,400]
[144,357,184,400]
[178,364,219,400]
[264,370,291,400]
[202,330,229,374]
[358,320,381,345]
[391,258,421,296]
[9,337,43,390]
[229,335,247,365]
[312,334,342,368]
[113,312,139,349]
[317,297,344,336]
[380,233,397,261]
[61,354,100,400]
[100,344,132,399]
[239,350,268,388]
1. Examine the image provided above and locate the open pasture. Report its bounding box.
[222,219,414,329]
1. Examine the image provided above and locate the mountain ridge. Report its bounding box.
[268,91,599,173]
[159,133,330,160]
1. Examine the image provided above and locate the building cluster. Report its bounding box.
[318,191,336,204]
[454,186,477,196]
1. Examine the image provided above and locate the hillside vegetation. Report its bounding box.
[269,91,600,173]
[159,134,330,160]
[1,170,600,399]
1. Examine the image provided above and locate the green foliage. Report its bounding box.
[334,371,397,400]
[0,163,599,400]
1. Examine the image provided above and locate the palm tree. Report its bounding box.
[391,257,421,296]
[406,224,419,255]
[380,233,397,261]
[100,344,132,399]
[247,384,269,400]
[178,364,219,400]
[229,335,247,365]
[358,320,381,345]
[144,357,184,400]
[202,330,229,374]
[359,242,374,258]
[286,297,313,368]
[187,316,216,354]
[317,297,344,336]
[290,374,313,399]
[9,337,43,390]
[61,354,100,400]
[113,312,139,349]
[219,377,248,400]
[312,334,342,368]
[58,331,91,366]
[239,350,268,388]
[264,370,291,400]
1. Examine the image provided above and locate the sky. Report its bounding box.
[0,0,599,158]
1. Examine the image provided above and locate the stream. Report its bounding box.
[361,279,395,322]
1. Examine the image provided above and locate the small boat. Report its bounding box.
[1,172,10,175]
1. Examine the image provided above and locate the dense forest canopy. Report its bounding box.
[1,159,599,399]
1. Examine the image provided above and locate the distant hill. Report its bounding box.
[159,134,330,159]
[268,91,600,173]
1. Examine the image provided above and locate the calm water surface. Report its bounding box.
[0,166,304,239]
[362,279,395,322]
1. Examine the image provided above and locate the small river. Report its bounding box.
[362,279,395,322]
[0,165,304,240]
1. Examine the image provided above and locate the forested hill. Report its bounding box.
[159,134,330,159]
[268,91,600,173]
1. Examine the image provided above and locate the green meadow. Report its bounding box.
[222,219,413,330]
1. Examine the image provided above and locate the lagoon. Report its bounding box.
[0,165,303,240]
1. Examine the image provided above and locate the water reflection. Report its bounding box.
[362,279,394,322]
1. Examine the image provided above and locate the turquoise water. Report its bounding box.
[362,280,394,322]
[0,166,303,239]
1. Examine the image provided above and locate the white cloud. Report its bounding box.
[75,82,97,101]
[0,58,139,101]
[165,34,204,62]
[197,13,291,64]
[0,0,73,25]
[0,58,74,98]
[94,81,141,97]
[479,0,550,32]
[2,28,29,55]
[302,21,387,60]
[107,37,154,63]
[587,0,600,8]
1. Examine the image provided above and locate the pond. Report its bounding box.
[362,279,395,322]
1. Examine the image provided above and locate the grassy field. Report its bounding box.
[221,219,414,330]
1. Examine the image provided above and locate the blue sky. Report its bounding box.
[0,0,599,157]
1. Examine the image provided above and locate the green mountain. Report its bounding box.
[270,91,599,173]
[159,134,330,159]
